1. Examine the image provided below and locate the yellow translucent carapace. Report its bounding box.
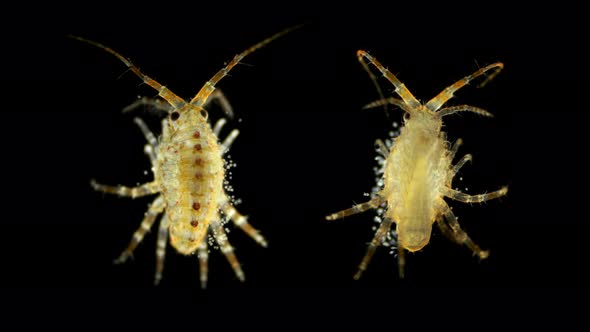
[327,50,508,279]
[75,29,295,287]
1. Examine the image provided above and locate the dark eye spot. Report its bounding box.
[170,111,180,121]
[199,110,208,119]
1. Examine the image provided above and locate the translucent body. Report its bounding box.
[327,50,508,279]
[383,112,450,251]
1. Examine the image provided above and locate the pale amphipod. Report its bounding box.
[75,28,295,287]
[327,50,508,279]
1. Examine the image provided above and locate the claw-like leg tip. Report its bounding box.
[478,250,490,260]
[113,253,130,265]
[353,270,363,280]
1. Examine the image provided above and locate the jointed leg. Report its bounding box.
[397,244,406,278]
[212,118,228,136]
[205,89,235,118]
[425,62,503,112]
[438,201,489,259]
[211,119,238,155]
[452,154,472,177]
[197,240,209,289]
[211,220,245,282]
[91,180,159,199]
[133,117,158,165]
[114,196,165,264]
[326,196,384,221]
[435,215,461,244]
[357,50,421,110]
[437,105,494,118]
[442,186,508,204]
[221,129,240,154]
[122,96,173,114]
[133,117,158,149]
[363,97,411,113]
[354,217,394,280]
[448,138,463,162]
[375,139,389,157]
[220,200,267,247]
[154,213,169,285]
[69,36,187,110]
[190,27,300,107]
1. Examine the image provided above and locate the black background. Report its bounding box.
[3,2,587,303]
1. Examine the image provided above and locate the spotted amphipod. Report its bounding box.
[75,28,295,287]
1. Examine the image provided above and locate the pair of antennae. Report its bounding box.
[358,50,503,116]
[69,25,302,113]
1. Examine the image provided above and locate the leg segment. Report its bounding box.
[154,213,169,285]
[212,119,240,158]
[438,201,489,259]
[354,218,394,280]
[221,129,240,154]
[69,36,187,110]
[375,139,389,158]
[122,96,173,114]
[197,239,209,289]
[326,196,384,221]
[442,186,508,204]
[133,117,158,165]
[220,200,267,247]
[397,243,406,278]
[133,117,158,149]
[114,196,165,264]
[437,105,494,118]
[212,118,228,137]
[190,26,300,107]
[205,89,235,119]
[357,50,421,110]
[91,180,159,199]
[363,97,410,113]
[426,62,504,112]
[211,220,245,282]
[452,154,472,177]
[448,138,463,162]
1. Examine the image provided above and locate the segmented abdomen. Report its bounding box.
[157,122,225,255]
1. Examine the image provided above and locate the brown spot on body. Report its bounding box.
[193,131,201,139]
[195,158,203,166]
[194,143,202,151]
[195,172,203,180]
[192,202,201,210]
[189,236,196,242]
[190,220,199,227]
